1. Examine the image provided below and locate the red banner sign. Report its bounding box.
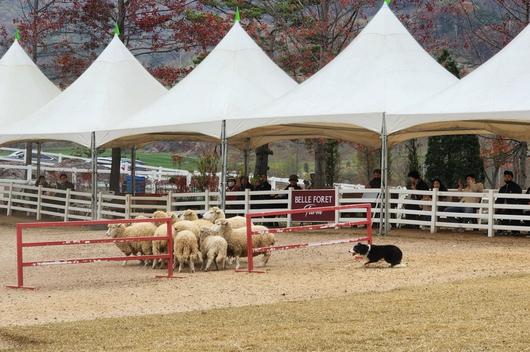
[291,189,336,222]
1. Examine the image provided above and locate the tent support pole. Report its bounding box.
[131,145,137,196]
[379,114,389,235]
[91,132,98,220]
[36,142,42,179]
[384,117,390,235]
[220,120,228,210]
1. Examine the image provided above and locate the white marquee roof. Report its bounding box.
[388,22,530,143]
[0,35,167,147]
[98,22,298,148]
[231,2,458,148]
[0,40,60,127]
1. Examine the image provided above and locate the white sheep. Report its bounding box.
[179,209,215,229]
[212,219,275,270]
[202,207,247,229]
[173,230,201,273]
[106,222,157,266]
[199,227,228,271]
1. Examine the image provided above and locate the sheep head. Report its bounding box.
[106,223,126,238]
[203,207,224,222]
[180,209,199,221]
[212,219,231,235]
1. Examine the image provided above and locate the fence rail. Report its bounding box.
[1,182,530,236]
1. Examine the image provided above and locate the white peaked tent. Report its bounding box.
[0,39,60,127]
[231,2,458,148]
[0,35,167,147]
[388,21,530,144]
[97,21,298,148]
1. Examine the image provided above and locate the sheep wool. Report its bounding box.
[199,228,228,271]
[173,230,201,273]
[203,207,246,229]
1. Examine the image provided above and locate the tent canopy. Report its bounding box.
[388,22,530,144]
[231,2,458,148]
[98,22,298,148]
[0,40,60,126]
[0,35,167,148]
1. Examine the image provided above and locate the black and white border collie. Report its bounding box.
[349,243,406,268]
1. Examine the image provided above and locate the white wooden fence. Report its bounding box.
[1,181,529,237]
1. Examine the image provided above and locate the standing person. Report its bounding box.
[368,169,382,188]
[56,173,75,192]
[444,174,484,228]
[405,171,429,226]
[284,175,302,190]
[496,170,523,236]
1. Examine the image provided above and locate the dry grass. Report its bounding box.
[1,274,529,352]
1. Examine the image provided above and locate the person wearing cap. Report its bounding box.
[284,175,302,190]
[496,170,522,235]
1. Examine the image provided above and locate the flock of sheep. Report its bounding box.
[105,207,276,273]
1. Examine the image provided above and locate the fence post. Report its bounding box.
[125,194,131,219]
[430,188,438,234]
[167,191,173,213]
[7,183,13,216]
[245,214,254,272]
[204,189,210,211]
[36,185,43,221]
[244,188,250,214]
[487,190,495,237]
[334,186,340,224]
[15,224,24,287]
[64,188,71,221]
[26,165,32,182]
[97,192,102,219]
[287,188,293,227]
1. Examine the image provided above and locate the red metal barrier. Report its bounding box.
[6,217,175,290]
[243,203,373,273]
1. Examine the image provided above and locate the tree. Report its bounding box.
[325,139,339,187]
[254,144,273,177]
[406,139,421,175]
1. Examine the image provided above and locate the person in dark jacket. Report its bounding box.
[239,175,255,191]
[496,170,522,236]
[368,169,382,189]
[255,175,272,192]
[405,171,429,226]
[284,175,302,190]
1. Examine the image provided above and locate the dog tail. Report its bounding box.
[392,263,407,268]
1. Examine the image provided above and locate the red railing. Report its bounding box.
[243,203,373,273]
[6,217,174,290]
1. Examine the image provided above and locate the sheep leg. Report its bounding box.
[215,255,226,271]
[235,256,240,270]
[189,259,195,273]
[178,262,184,273]
[213,256,219,271]
[205,256,213,272]
[152,243,159,269]
[262,252,271,267]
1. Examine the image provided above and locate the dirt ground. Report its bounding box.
[1,215,530,328]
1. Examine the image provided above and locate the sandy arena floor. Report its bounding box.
[1,215,530,327]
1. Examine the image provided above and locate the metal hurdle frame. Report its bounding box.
[243,203,373,273]
[6,217,174,290]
